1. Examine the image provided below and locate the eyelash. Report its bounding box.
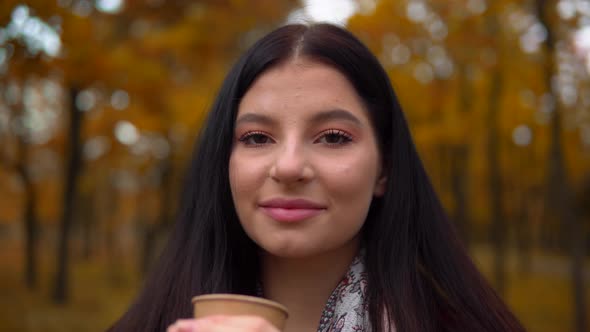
[237,129,353,147]
[317,129,353,145]
[237,131,272,146]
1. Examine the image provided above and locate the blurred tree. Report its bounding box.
[0,0,62,289]
[0,81,40,290]
[1,0,299,304]
[534,1,587,331]
[348,0,590,308]
[54,86,83,303]
[483,2,507,296]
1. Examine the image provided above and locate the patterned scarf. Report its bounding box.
[258,251,372,332]
[316,251,371,332]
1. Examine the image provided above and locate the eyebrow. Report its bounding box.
[235,109,363,127]
[234,113,277,127]
[309,109,363,127]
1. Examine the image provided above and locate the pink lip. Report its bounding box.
[259,198,326,223]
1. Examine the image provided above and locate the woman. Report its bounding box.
[109,23,525,332]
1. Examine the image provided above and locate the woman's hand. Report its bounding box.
[166,315,280,332]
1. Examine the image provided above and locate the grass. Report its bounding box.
[0,244,587,331]
[471,246,589,332]
[0,247,139,332]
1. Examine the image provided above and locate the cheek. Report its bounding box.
[320,152,380,197]
[229,154,267,196]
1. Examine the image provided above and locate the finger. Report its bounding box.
[167,319,199,332]
[198,315,280,332]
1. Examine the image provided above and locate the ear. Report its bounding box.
[373,175,387,197]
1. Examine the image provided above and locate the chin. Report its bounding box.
[259,242,321,259]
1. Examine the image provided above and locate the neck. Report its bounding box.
[260,240,360,332]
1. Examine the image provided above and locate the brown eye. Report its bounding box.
[316,130,353,146]
[239,132,273,146]
[324,133,346,144]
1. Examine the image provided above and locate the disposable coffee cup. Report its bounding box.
[192,294,289,330]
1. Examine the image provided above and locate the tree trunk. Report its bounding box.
[53,87,84,304]
[569,202,587,332]
[535,1,587,331]
[141,225,157,275]
[23,171,38,289]
[16,160,38,290]
[80,192,95,260]
[1,90,41,290]
[546,108,587,332]
[450,144,470,247]
[515,187,532,276]
[13,103,39,290]
[104,183,124,284]
[514,147,534,276]
[451,63,473,247]
[487,67,506,295]
[141,157,174,275]
[484,8,507,295]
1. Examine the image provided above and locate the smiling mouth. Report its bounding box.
[258,198,327,223]
[260,206,325,223]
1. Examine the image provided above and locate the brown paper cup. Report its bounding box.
[192,294,289,330]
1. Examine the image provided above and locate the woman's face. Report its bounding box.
[229,59,386,258]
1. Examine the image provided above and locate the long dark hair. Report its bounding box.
[108,24,525,332]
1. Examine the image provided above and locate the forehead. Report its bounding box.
[237,59,369,123]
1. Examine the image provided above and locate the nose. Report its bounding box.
[269,140,313,185]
